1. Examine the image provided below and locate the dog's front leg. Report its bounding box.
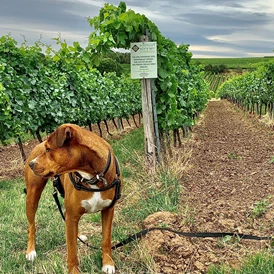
[25,177,47,261]
[65,211,81,274]
[101,207,115,274]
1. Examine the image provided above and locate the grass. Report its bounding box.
[208,252,274,274]
[227,152,242,160]
[0,179,68,273]
[0,127,183,273]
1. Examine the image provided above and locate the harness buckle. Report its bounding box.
[75,173,82,183]
[100,176,108,187]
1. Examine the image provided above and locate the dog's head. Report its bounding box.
[28,123,106,177]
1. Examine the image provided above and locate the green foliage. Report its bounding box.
[88,1,210,132]
[96,57,123,76]
[204,64,228,73]
[88,1,160,56]
[250,197,272,219]
[0,35,141,144]
[218,60,274,106]
[104,51,130,64]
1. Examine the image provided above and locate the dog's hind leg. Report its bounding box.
[101,207,115,274]
[25,171,47,261]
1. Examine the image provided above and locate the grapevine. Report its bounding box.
[0,1,210,157]
[88,1,210,146]
[0,35,141,147]
[218,61,274,118]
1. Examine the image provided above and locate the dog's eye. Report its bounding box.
[46,148,50,152]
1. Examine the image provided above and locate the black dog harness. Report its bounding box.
[53,149,121,210]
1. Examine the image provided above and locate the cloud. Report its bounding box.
[0,0,273,57]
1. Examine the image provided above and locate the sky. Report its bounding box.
[1,0,274,58]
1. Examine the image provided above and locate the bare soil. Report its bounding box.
[142,100,274,273]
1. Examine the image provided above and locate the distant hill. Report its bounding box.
[192,57,273,70]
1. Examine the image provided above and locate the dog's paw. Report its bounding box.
[102,265,115,274]
[26,250,37,261]
[78,234,88,242]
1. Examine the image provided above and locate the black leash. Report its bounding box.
[111,227,272,250]
[52,188,272,251]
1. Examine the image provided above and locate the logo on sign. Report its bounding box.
[131,45,139,52]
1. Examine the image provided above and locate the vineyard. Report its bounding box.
[218,61,274,118]
[204,72,230,94]
[2,1,274,274]
[0,35,142,157]
[193,57,272,69]
[0,2,210,160]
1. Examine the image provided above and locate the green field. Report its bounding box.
[192,57,274,69]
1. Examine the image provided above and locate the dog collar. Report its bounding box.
[73,149,112,187]
[68,153,121,209]
[68,149,121,192]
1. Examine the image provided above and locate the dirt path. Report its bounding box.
[143,100,274,273]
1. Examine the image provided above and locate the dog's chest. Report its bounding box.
[81,192,112,213]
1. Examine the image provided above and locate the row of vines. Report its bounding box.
[204,72,230,94]
[0,2,211,156]
[0,35,142,146]
[218,61,274,118]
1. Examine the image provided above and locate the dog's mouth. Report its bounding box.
[31,167,54,178]
[43,172,55,178]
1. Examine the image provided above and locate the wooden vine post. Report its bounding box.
[141,69,156,170]
[131,34,159,171]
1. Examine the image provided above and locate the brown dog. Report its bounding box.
[25,123,122,274]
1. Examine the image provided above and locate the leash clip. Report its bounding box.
[98,176,108,187]
[52,187,57,196]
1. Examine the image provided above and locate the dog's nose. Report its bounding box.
[29,160,35,170]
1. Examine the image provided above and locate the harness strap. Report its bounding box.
[53,152,121,216]
[68,153,121,209]
[74,149,112,186]
[68,170,121,209]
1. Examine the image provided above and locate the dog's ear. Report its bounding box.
[56,126,73,148]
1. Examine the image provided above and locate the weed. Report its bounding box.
[227,152,242,159]
[249,196,272,219]
[183,205,197,227]
[216,235,240,249]
[270,156,274,164]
